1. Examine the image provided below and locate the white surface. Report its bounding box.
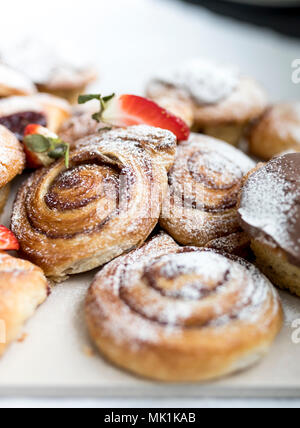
[1,0,300,408]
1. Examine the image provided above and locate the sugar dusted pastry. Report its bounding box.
[147,59,267,145]
[11,125,176,282]
[160,133,255,252]
[1,40,97,104]
[86,233,282,382]
[248,103,300,160]
[0,251,49,357]
[238,153,300,296]
[0,64,36,97]
[0,125,25,214]
[0,94,71,137]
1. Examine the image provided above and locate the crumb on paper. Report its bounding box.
[17,333,28,343]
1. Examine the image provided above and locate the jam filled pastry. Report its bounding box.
[11,125,176,282]
[86,233,282,382]
[238,153,300,297]
[1,39,97,104]
[146,59,267,146]
[0,64,36,97]
[0,125,25,214]
[248,103,300,160]
[0,252,49,357]
[160,134,255,252]
[0,94,71,138]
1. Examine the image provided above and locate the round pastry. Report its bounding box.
[146,59,267,146]
[0,94,71,137]
[1,40,97,104]
[0,252,49,357]
[0,64,36,97]
[160,133,255,251]
[0,125,25,213]
[11,125,176,282]
[86,233,282,382]
[238,153,300,297]
[248,103,300,160]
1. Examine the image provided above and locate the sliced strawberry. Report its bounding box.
[78,94,190,141]
[23,124,70,169]
[0,225,19,251]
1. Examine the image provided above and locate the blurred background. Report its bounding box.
[0,0,299,100]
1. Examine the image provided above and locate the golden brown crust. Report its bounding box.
[147,77,267,145]
[0,94,71,133]
[0,252,49,357]
[11,125,176,282]
[0,125,25,188]
[160,134,255,249]
[248,103,300,160]
[86,233,283,382]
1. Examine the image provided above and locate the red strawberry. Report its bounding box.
[23,124,70,169]
[0,225,19,251]
[78,94,190,141]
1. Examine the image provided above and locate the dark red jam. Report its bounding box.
[0,111,47,140]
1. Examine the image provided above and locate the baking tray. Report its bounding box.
[0,179,300,398]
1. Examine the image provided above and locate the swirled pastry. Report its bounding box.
[146,59,267,146]
[248,103,300,160]
[0,94,71,137]
[160,134,255,250]
[0,125,25,214]
[0,64,36,97]
[86,233,282,382]
[0,252,49,357]
[11,125,176,282]
[238,153,300,297]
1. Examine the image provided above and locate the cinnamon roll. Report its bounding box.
[86,233,282,382]
[238,153,300,297]
[0,94,71,138]
[0,252,49,357]
[146,59,267,146]
[11,125,176,282]
[160,134,255,251]
[0,125,25,214]
[248,103,300,160]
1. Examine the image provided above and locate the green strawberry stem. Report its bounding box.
[78,93,115,123]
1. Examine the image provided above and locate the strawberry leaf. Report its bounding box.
[24,134,50,153]
[78,93,116,123]
[78,94,102,104]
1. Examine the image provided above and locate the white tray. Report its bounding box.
[1,178,300,398]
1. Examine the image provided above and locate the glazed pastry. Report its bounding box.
[248,103,300,160]
[0,125,25,214]
[11,125,176,282]
[160,133,255,250]
[0,64,36,97]
[0,252,49,357]
[1,40,97,104]
[0,94,71,138]
[146,59,267,146]
[86,233,282,382]
[238,153,300,297]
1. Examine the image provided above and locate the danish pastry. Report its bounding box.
[238,153,300,297]
[146,59,267,146]
[160,133,255,251]
[0,94,71,137]
[0,64,36,97]
[86,233,282,382]
[12,125,176,282]
[248,103,300,160]
[0,125,25,213]
[0,252,49,357]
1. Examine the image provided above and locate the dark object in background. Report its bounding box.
[182,0,300,38]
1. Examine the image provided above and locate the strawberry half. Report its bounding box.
[78,94,190,141]
[0,225,19,251]
[23,124,70,169]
